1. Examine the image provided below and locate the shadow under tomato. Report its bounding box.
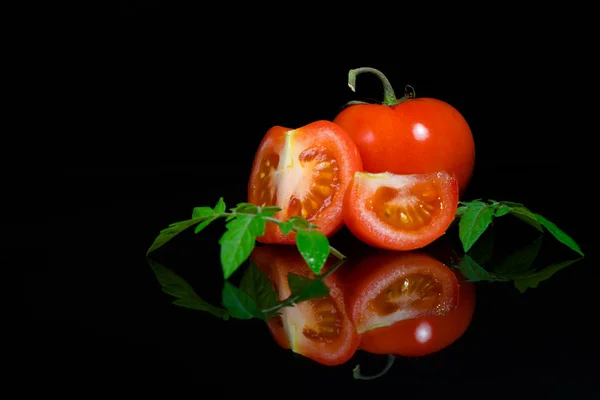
[250,245,360,366]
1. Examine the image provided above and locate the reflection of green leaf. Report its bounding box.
[513,258,584,293]
[295,230,330,275]
[457,254,500,282]
[494,235,543,276]
[147,258,228,320]
[222,282,264,320]
[287,273,330,303]
[466,227,494,266]
[239,261,278,311]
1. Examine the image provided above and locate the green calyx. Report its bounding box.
[347,67,415,106]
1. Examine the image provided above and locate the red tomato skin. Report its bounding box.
[333,98,475,196]
[359,273,476,357]
[344,251,460,335]
[248,120,363,244]
[343,171,459,251]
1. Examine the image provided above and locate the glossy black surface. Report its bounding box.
[15,5,597,395]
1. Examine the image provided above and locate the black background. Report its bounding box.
[13,2,597,396]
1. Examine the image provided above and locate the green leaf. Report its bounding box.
[534,213,584,256]
[219,215,266,279]
[258,206,281,216]
[295,230,330,274]
[147,218,208,255]
[456,254,500,282]
[494,235,543,276]
[287,216,310,229]
[513,258,583,293]
[287,273,330,303]
[213,197,226,214]
[222,282,264,320]
[192,207,214,219]
[193,216,217,234]
[508,206,543,232]
[239,261,278,310]
[231,203,259,214]
[278,221,293,235]
[455,205,468,217]
[147,258,228,319]
[494,204,512,217]
[458,203,495,252]
[466,227,495,266]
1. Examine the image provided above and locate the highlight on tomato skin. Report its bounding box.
[359,271,476,357]
[250,245,360,366]
[247,120,363,245]
[343,250,460,335]
[343,170,459,251]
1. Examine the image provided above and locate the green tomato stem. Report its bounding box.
[348,67,412,106]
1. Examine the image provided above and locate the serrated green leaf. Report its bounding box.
[192,207,214,219]
[239,261,278,310]
[219,215,266,279]
[513,258,583,293]
[213,197,226,214]
[509,206,543,232]
[147,218,208,255]
[278,221,293,235]
[221,282,264,320]
[147,258,228,319]
[258,206,281,217]
[534,213,584,256]
[194,216,217,234]
[287,216,310,229]
[295,230,330,275]
[458,203,495,252]
[287,273,330,303]
[457,254,499,282]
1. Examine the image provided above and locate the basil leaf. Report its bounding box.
[458,203,495,252]
[219,215,266,279]
[222,282,264,320]
[295,230,330,275]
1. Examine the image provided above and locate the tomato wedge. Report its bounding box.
[360,272,476,356]
[343,170,458,250]
[344,251,459,334]
[248,120,362,244]
[251,246,360,366]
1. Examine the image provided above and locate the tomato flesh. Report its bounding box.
[248,121,362,244]
[343,171,458,251]
[360,272,476,357]
[251,246,360,366]
[345,251,459,334]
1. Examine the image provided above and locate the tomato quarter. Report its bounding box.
[333,67,475,196]
[360,271,476,357]
[251,246,360,366]
[344,251,459,334]
[343,171,459,251]
[248,120,362,244]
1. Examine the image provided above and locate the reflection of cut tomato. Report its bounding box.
[251,246,360,366]
[345,251,459,334]
[360,272,476,356]
[343,171,459,250]
[248,121,362,244]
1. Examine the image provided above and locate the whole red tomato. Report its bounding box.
[333,67,475,196]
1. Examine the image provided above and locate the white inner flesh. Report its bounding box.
[272,130,311,210]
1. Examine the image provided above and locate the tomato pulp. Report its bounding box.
[360,272,476,357]
[333,68,475,196]
[343,171,459,251]
[251,246,360,366]
[248,120,362,244]
[344,251,459,334]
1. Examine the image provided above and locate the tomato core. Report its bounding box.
[369,273,443,316]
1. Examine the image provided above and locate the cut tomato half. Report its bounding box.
[248,120,362,244]
[251,246,360,366]
[359,271,476,357]
[344,250,459,334]
[343,171,459,250]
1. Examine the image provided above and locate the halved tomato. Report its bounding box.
[251,245,360,366]
[248,120,362,244]
[359,271,476,357]
[344,250,459,334]
[343,170,459,250]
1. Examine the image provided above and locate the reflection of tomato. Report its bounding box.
[333,70,475,195]
[345,251,459,334]
[251,246,360,366]
[343,171,458,251]
[248,120,362,244]
[360,272,476,356]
